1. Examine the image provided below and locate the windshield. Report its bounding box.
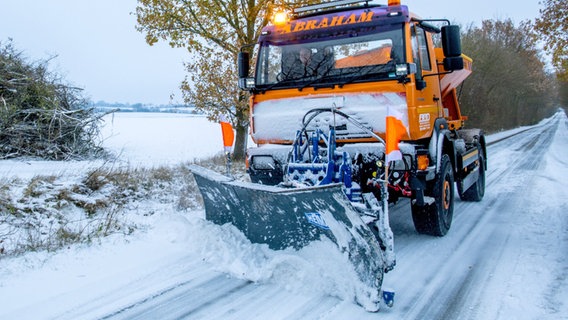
[256,27,404,89]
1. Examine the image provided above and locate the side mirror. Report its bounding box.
[441,25,464,71]
[238,52,249,79]
[441,25,461,57]
[238,51,255,90]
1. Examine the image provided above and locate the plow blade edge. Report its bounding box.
[190,165,386,307]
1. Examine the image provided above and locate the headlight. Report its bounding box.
[395,63,417,76]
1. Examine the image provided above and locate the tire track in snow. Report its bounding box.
[103,274,253,320]
[17,256,214,320]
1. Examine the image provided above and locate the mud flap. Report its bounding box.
[189,165,386,309]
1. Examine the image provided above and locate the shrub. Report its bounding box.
[0,40,107,160]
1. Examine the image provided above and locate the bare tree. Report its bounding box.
[135,0,324,160]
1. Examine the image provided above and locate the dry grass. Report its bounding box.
[0,156,247,257]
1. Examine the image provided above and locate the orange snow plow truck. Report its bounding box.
[190,0,485,311]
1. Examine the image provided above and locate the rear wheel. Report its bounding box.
[412,154,454,236]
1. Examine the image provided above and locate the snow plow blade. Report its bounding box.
[189,165,386,307]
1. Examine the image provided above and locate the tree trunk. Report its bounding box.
[233,122,248,161]
[232,106,249,161]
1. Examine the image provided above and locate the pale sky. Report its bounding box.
[0,0,542,105]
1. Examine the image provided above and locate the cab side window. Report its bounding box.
[412,25,431,71]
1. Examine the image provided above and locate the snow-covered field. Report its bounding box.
[0,111,567,319]
[0,113,223,179]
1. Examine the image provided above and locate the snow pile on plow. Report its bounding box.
[190,165,390,310]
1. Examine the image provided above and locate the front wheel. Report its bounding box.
[412,154,454,236]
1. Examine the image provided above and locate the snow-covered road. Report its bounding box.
[1,112,566,319]
[379,113,568,319]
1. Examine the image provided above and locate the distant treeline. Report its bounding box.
[92,101,200,114]
[457,20,560,133]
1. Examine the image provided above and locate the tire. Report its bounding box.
[412,154,454,236]
[459,147,485,201]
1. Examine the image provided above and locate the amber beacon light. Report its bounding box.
[388,0,401,6]
[272,10,288,25]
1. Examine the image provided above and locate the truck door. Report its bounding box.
[409,24,442,139]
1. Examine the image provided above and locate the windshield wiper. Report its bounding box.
[262,67,333,92]
[298,71,336,91]
[337,61,396,88]
[261,78,298,92]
